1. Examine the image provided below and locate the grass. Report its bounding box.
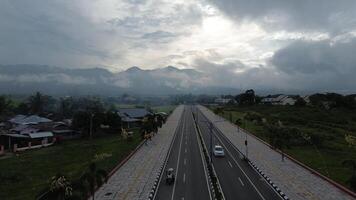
[209,105,356,190]
[0,130,142,200]
[151,105,177,114]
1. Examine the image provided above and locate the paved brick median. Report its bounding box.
[198,105,354,200]
[95,105,183,200]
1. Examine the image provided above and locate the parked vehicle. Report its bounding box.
[213,145,225,157]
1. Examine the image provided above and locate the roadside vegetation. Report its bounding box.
[0,131,142,200]
[208,90,356,191]
[0,92,171,199]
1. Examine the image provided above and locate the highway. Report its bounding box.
[195,105,282,200]
[154,106,211,200]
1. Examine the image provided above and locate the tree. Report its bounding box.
[48,173,73,200]
[58,97,74,119]
[155,114,164,128]
[28,92,49,115]
[294,97,307,106]
[266,125,291,161]
[235,118,243,133]
[213,107,224,116]
[15,102,30,115]
[236,89,256,105]
[80,163,107,200]
[72,111,91,136]
[104,111,122,133]
[0,95,11,114]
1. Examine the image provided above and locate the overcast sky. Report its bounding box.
[0,0,356,93]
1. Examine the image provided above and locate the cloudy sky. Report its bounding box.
[1,0,356,93]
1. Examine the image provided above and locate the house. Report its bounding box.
[117,108,152,128]
[9,115,52,125]
[261,95,296,105]
[0,115,76,151]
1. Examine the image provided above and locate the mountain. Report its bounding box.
[0,64,239,96]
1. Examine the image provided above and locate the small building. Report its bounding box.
[9,115,52,125]
[1,114,77,151]
[261,95,296,105]
[117,108,152,128]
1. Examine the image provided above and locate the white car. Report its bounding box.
[213,145,225,157]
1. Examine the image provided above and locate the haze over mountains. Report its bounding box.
[0,65,240,96]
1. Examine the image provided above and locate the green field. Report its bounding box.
[114,104,177,114]
[209,105,356,190]
[0,131,142,200]
[151,105,177,114]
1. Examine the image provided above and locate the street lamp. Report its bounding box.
[209,122,213,164]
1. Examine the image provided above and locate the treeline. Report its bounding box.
[0,92,123,136]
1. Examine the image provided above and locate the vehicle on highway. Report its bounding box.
[213,145,225,157]
[165,168,175,185]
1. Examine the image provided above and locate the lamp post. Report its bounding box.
[209,122,213,164]
[245,131,248,160]
[244,122,248,160]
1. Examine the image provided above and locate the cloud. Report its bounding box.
[270,39,356,92]
[207,0,356,34]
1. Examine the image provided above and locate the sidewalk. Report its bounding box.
[198,105,354,200]
[95,105,183,200]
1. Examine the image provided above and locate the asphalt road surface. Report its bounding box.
[154,106,211,200]
[194,105,282,200]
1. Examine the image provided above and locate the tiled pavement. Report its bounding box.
[198,105,355,200]
[95,105,183,200]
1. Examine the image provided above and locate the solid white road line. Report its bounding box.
[171,110,186,200]
[228,161,233,168]
[239,177,245,186]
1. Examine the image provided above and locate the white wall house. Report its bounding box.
[261,95,296,105]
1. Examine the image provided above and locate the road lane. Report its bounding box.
[155,106,211,200]
[195,106,282,200]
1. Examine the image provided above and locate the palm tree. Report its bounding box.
[80,163,107,200]
[48,173,73,200]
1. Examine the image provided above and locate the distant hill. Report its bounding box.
[0,64,240,96]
